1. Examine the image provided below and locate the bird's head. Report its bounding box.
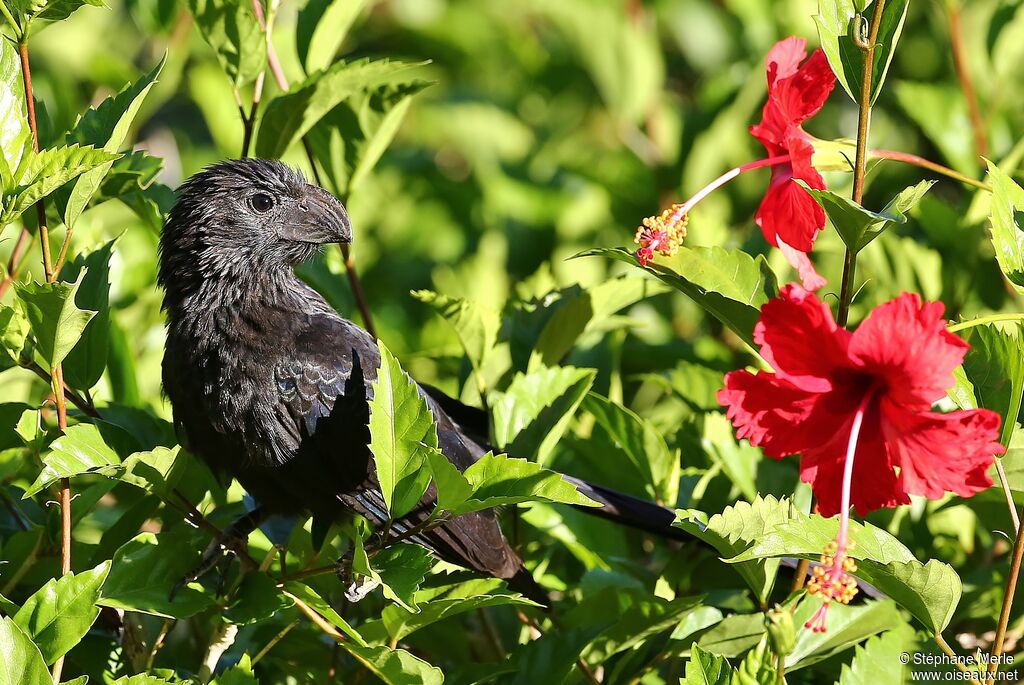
[158,159,352,299]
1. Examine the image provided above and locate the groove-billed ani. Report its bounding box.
[158,159,686,603]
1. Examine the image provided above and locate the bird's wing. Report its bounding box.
[272,312,525,583]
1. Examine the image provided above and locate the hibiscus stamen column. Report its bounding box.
[804,389,875,632]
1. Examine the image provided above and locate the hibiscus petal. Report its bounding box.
[754,170,825,252]
[754,284,850,390]
[801,404,909,517]
[773,49,836,125]
[849,293,969,408]
[765,36,808,88]
[718,368,848,457]
[777,238,827,292]
[881,400,1002,502]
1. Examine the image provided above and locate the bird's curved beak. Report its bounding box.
[279,185,353,245]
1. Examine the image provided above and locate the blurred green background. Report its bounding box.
[6,0,1020,418]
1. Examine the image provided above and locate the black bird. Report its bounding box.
[158,159,685,603]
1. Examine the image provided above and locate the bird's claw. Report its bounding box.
[334,552,379,603]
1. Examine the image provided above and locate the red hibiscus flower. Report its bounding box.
[719,286,1003,632]
[750,37,836,292]
[718,285,1003,517]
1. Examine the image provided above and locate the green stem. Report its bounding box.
[0,2,21,38]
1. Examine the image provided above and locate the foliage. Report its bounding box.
[1,0,1023,683]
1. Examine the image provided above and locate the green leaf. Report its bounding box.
[685,644,733,685]
[443,452,597,515]
[32,0,103,23]
[280,581,366,645]
[896,82,977,174]
[110,446,185,498]
[61,238,116,389]
[23,423,119,497]
[986,160,1024,292]
[732,636,777,685]
[0,304,29,372]
[729,514,961,633]
[352,540,434,612]
[838,630,907,685]
[2,145,120,226]
[295,0,368,74]
[952,323,1024,447]
[62,56,165,227]
[800,180,934,253]
[786,598,903,670]
[212,654,257,685]
[582,393,678,504]
[814,0,911,105]
[338,643,443,685]
[0,41,30,191]
[224,573,292,625]
[425,448,474,514]
[381,590,539,643]
[413,290,499,392]
[578,246,779,348]
[13,562,109,665]
[256,58,428,161]
[368,339,437,518]
[489,365,595,465]
[98,530,214,619]
[0,617,53,685]
[527,276,668,370]
[674,496,794,605]
[186,0,265,86]
[14,270,96,370]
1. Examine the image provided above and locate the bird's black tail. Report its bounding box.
[560,476,689,542]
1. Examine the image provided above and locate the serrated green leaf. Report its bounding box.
[0,617,53,685]
[352,540,434,612]
[381,590,539,643]
[32,0,103,22]
[369,340,436,518]
[338,643,443,685]
[256,58,428,161]
[13,562,109,665]
[23,423,118,497]
[489,365,595,465]
[413,290,499,393]
[0,304,29,372]
[685,644,733,685]
[814,0,910,105]
[951,323,1024,447]
[838,630,907,685]
[110,446,185,498]
[0,41,30,191]
[186,0,265,86]
[296,0,368,74]
[787,598,903,670]
[986,161,1024,292]
[212,654,257,685]
[14,270,96,369]
[224,573,292,626]
[729,514,961,633]
[425,447,474,513]
[800,180,934,253]
[674,496,794,604]
[280,581,366,645]
[62,56,164,227]
[583,393,677,504]
[578,246,779,348]
[2,145,120,226]
[98,530,214,619]
[448,452,597,515]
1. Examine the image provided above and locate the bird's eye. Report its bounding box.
[249,193,274,213]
